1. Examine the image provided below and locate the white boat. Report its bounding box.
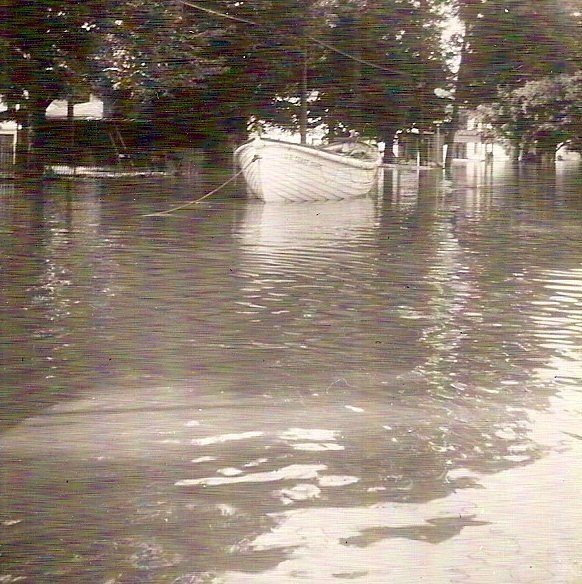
[234,136,382,203]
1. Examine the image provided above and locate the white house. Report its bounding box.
[0,121,17,171]
[0,94,106,173]
[450,111,509,162]
[45,94,105,120]
[0,102,17,172]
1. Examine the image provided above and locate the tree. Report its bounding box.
[0,0,223,174]
[0,0,101,173]
[90,1,227,157]
[461,1,578,104]
[476,71,582,162]
[182,0,332,143]
[179,0,450,155]
[93,1,224,112]
[444,0,582,166]
[312,0,448,157]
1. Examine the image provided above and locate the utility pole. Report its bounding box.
[434,121,442,166]
[300,48,308,145]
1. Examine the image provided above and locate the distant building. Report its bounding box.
[1,94,108,173]
[393,110,511,166]
[0,121,17,173]
[449,110,509,162]
[0,101,17,174]
[45,94,105,120]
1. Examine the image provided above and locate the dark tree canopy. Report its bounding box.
[1,0,580,172]
[0,0,99,108]
[0,0,224,169]
[191,0,450,147]
[312,0,448,139]
[93,1,224,104]
[456,0,581,107]
[477,70,582,160]
[185,0,333,139]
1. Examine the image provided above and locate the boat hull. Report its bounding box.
[234,138,381,202]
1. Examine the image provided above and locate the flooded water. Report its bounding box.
[1,161,582,583]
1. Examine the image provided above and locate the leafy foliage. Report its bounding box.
[0,0,224,113]
[186,0,333,138]
[0,0,225,169]
[1,0,579,171]
[476,71,582,159]
[456,0,581,107]
[94,1,224,107]
[0,0,99,107]
[193,0,450,145]
[312,0,448,140]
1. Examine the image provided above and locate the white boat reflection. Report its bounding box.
[238,196,380,255]
[233,197,383,358]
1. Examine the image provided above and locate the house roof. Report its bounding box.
[46,95,104,120]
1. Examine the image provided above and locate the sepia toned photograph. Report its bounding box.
[1,1,581,582]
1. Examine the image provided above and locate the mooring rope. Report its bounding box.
[143,158,255,217]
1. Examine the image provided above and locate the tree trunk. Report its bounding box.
[383,145,395,164]
[15,98,51,178]
[15,109,30,172]
[509,139,520,163]
[380,124,398,163]
[445,17,470,169]
[300,50,308,145]
[28,99,50,175]
[68,99,76,167]
[444,101,459,169]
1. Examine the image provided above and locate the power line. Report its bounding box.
[180,0,258,26]
[179,0,396,74]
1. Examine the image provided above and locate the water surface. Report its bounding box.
[1,162,582,582]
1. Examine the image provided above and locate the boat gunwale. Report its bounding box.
[234,137,381,170]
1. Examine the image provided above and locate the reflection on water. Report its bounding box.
[1,162,582,582]
[240,196,380,248]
